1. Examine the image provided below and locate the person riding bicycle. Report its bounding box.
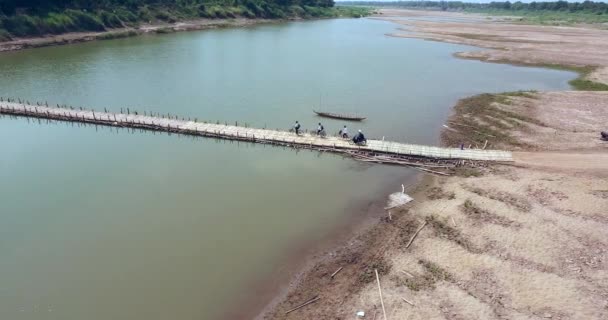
[353,129,366,144]
[339,125,348,138]
[317,123,325,136]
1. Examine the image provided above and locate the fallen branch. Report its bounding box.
[330,266,343,279]
[285,296,320,315]
[406,221,427,248]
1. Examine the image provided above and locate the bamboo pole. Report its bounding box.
[406,221,427,249]
[284,296,319,315]
[330,266,343,279]
[375,269,388,320]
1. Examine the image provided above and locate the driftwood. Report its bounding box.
[285,296,320,315]
[406,221,427,248]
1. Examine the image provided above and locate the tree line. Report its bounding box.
[340,1,608,13]
[0,0,342,40]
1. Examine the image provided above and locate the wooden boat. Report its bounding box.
[313,110,366,121]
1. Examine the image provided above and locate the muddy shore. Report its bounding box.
[262,9,608,320]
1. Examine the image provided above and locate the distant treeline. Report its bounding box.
[340,1,608,13]
[0,0,372,40]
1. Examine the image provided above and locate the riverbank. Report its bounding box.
[379,9,608,87]
[0,18,272,52]
[261,10,608,319]
[0,5,371,53]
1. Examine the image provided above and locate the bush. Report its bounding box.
[99,11,123,28]
[114,8,138,24]
[205,6,228,19]
[240,7,256,18]
[154,10,177,23]
[245,1,266,18]
[137,6,153,22]
[288,5,306,17]
[2,15,41,37]
[41,13,74,34]
[64,9,105,31]
[0,28,11,41]
[262,4,287,18]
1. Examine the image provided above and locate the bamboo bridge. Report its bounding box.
[0,100,513,171]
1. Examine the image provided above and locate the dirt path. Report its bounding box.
[514,151,608,173]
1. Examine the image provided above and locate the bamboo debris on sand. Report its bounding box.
[285,296,320,315]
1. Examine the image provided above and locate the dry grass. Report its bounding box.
[465,185,532,212]
[397,259,453,291]
[441,92,545,150]
[426,215,477,252]
[426,186,456,200]
[461,199,519,227]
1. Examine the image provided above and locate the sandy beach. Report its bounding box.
[262,9,608,320]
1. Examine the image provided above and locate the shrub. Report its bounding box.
[64,9,105,31]
[205,6,228,19]
[154,10,177,23]
[0,28,11,41]
[41,13,74,34]
[2,15,41,37]
[99,11,123,28]
[262,4,286,18]
[241,8,256,18]
[114,8,138,24]
[288,5,306,17]
[137,6,153,22]
[245,1,266,18]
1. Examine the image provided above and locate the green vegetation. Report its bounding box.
[341,1,608,25]
[560,65,608,91]
[519,64,608,91]
[0,1,371,40]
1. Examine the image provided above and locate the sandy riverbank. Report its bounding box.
[0,18,272,52]
[379,9,608,85]
[262,10,608,320]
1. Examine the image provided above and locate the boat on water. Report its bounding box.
[313,110,366,121]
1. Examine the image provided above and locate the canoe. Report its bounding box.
[313,110,366,121]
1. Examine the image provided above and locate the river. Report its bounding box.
[0,18,574,320]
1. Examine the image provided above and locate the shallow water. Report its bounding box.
[0,18,574,320]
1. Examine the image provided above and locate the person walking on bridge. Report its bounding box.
[294,121,301,135]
